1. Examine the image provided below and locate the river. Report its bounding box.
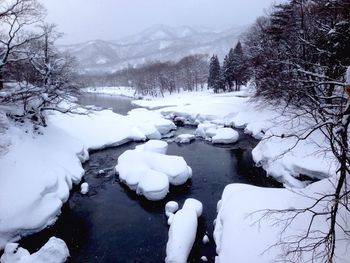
[19,93,281,262]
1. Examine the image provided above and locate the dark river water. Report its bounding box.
[18,93,281,263]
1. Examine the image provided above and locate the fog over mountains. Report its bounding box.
[61,24,247,74]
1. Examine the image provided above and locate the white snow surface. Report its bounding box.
[116,140,192,200]
[211,128,239,144]
[0,106,177,247]
[174,134,195,144]
[165,198,203,263]
[165,201,179,218]
[202,235,209,244]
[136,139,168,154]
[214,180,350,263]
[80,182,89,195]
[201,256,208,262]
[0,237,69,263]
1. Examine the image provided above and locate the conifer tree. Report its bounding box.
[222,48,235,91]
[231,41,249,91]
[208,55,223,93]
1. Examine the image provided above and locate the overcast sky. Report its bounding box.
[42,0,280,44]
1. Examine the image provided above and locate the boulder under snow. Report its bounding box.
[116,140,192,200]
[165,198,203,263]
[0,237,69,263]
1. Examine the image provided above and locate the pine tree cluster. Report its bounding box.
[208,41,249,93]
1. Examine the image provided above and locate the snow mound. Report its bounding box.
[212,128,239,144]
[202,234,209,244]
[214,181,350,262]
[195,122,218,138]
[131,124,161,140]
[128,108,176,135]
[174,134,195,144]
[0,237,69,263]
[136,140,168,154]
[165,198,203,263]
[165,201,179,218]
[80,182,89,194]
[137,170,169,201]
[196,123,239,144]
[116,140,192,200]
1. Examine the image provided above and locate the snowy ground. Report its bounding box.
[1,86,347,262]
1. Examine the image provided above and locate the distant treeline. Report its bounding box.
[79,54,209,97]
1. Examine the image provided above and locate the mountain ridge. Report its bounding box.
[61,24,248,74]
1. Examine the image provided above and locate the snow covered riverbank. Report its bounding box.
[0,107,175,248]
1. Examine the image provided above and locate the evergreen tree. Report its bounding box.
[222,48,235,91]
[208,55,223,93]
[231,41,249,91]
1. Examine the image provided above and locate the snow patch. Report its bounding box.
[165,198,203,263]
[80,182,89,194]
[0,237,69,263]
[202,235,209,244]
[196,124,239,144]
[165,201,179,218]
[212,128,239,144]
[174,134,195,144]
[136,139,168,154]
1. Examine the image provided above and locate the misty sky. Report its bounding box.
[43,0,280,44]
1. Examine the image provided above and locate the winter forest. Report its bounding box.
[0,0,350,262]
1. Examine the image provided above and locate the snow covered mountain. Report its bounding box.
[61,24,247,74]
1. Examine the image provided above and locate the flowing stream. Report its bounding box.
[19,93,281,262]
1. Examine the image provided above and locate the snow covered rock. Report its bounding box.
[165,198,203,263]
[80,182,89,194]
[136,170,169,201]
[195,123,218,138]
[165,201,179,218]
[174,134,195,144]
[128,108,176,135]
[0,237,69,263]
[136,140,168,154]
[212,128,239,144]
[132,124,161,140]
[196,123,239,144]
[116,141,192,200]
[201,256,208,262]
[202,234,209,244]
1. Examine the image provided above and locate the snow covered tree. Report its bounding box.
[244,0,350,261]
[208,55,224,93]
[0,0,45,89]
[231,41,249,91]
[0,2,79,127]
[222,48,235,91]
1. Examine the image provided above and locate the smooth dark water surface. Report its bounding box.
[19,94,281,262]
[78,93,135,115]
